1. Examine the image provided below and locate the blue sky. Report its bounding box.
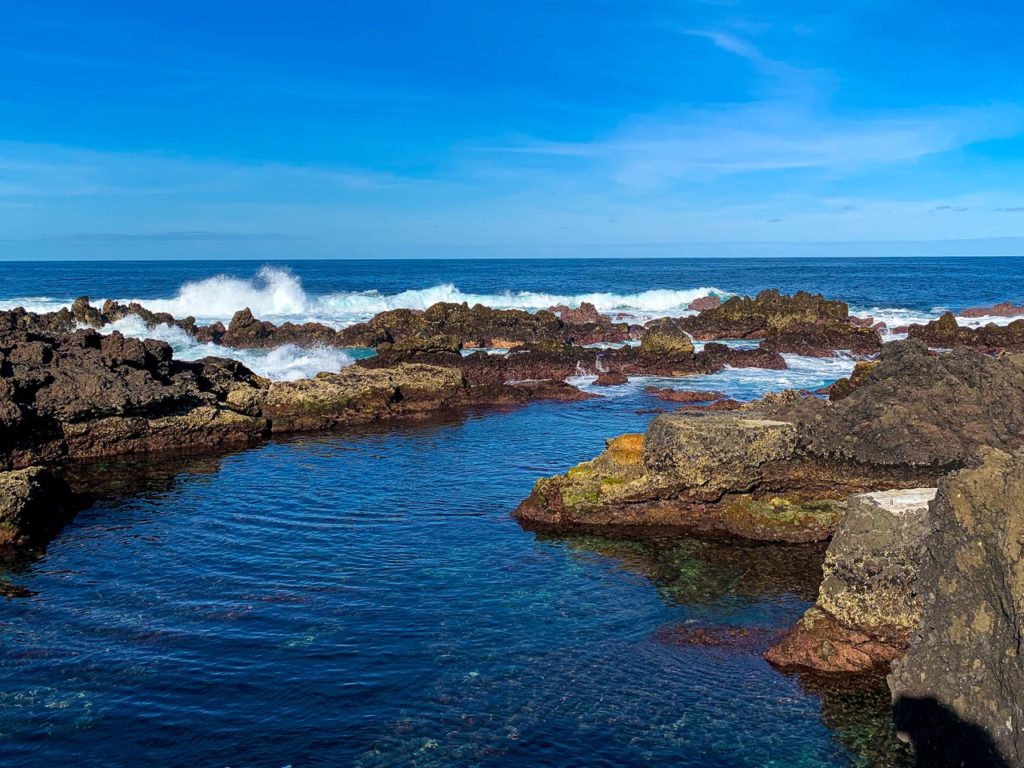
[2,0,1024,259]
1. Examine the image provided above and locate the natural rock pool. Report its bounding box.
[1,373,912,767]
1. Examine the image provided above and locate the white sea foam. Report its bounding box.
[570,353,858,400]
[6,267,1020,347]
[96,316,358,381]
[105,267,731,327]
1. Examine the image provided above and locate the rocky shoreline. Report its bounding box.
[2,288,1023,765]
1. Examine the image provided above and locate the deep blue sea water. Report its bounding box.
[3,257,1017,767]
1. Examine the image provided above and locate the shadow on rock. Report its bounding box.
[893,697,1011,768]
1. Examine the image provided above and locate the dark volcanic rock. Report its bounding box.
[100,299,203,338]
[0,322,270,469]
[762,321,882,357]
[668,289,881,357]
[908,311,1024,351]
[341,301,630,348]
[826,360,879,401]
[0,306,76,338]
[889,449,1024,768]
[515,340,1023,539]
[0,466,78,549]
[220,308,344,349]
[701,342,788,371]
[594,371,628,386]
[678,289,849,339]
[766,340,1024,469]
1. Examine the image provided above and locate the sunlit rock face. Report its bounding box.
[889,450,1024,768]
[766,487,937,673]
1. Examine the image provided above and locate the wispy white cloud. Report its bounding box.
[684,29,764,62]
[483,103,1024,188]
[0,142,427,199]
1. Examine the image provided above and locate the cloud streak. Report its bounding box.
[485,103,1024,188]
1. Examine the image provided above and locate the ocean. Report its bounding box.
[1,257,1019,767]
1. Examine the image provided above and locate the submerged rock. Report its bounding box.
[889,449,1024,768]
[766,487,937,672]
[644,387,725,403]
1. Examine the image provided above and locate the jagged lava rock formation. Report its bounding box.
[888,449,1024,768]
[0,311,594,547]
[764,341,1024,468]
[673,289,882,356]
[516,340,1024,540]
[765,487,937,672]
[908,311,1024,352]
[339,301,631,348]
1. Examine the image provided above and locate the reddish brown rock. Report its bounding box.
[593,371,628,386]
[644,387,725,403]
[958,300,1024,318]
[687,295,722,312]
[766,488,937,673]
[766,607,906,673]
[547,302,602,325]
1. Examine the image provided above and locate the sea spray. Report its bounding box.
[96,316,363,381]
[114,267,734,326]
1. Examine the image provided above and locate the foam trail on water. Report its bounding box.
[570,353,857,400]
[97,316,360,381]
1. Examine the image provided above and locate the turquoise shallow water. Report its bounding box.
[4,256,1004,766]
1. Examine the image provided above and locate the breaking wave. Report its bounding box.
[97,316,363,381]
[122,267,731,327]
[7,267,1023,342]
